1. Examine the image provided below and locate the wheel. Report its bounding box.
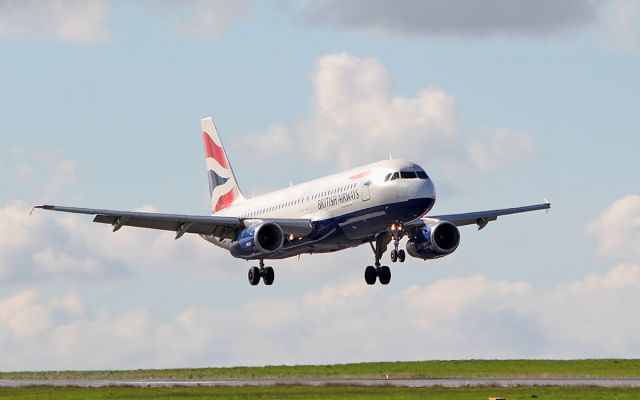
[398,250,406,263]
[378,266,391,285]
[364,266,377,285]
[390,249,397,263]
[263,266,274,285]
[248,266,260,286]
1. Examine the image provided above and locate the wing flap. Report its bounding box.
[34,205,314,239]
[36,205,245,239]
[91,215,223,236]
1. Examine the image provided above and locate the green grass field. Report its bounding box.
[1,359,639,380]
[0,385,639,400]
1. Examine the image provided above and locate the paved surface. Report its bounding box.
[1,378,639,388]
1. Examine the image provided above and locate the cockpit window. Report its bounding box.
[384,173,392,182]
[416,171,429,179]
[390,172,399,181]
[400,171,417,179]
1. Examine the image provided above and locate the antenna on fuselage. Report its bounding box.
[389,153,393,160]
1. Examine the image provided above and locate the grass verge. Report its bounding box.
[0,360,639,381]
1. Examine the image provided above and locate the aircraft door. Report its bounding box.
[360,179,371,201]
[300,192,310,212]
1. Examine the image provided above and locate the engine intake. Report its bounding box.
[231,222,284,258]
[406,221,460,260]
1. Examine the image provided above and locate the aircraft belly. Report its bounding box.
[229,198,434,261]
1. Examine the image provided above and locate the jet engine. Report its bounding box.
[230,221,284,258]
[406,221,460,260]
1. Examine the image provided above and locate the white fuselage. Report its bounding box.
[204,159,436,258]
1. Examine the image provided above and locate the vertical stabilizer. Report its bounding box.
[201,117,245,214]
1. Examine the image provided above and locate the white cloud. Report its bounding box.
[0,290,83,339]
[0,0,110,43]
[529,264,640,355]
[242,52,536,179]
[0,201,121,282]
[302,53,459,169]
[0,0,249,43]
[2,264,640,370]
[303,279,378,312]
[32,248,104,276]
[239,123,294,158]
[0,200,232,284]
[468,130,536,173]
[587,194,640,260]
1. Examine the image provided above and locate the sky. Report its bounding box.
[0,0,639,371]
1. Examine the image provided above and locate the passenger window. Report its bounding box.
[390,172,399,181]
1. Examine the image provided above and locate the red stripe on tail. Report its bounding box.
[213,187,238,213]
[202,132,229,169]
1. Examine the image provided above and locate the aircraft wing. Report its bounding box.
[32,205,314,239]
[410,201,550,231]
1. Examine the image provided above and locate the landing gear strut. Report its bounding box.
[389,222,406,263]
[248,259,274,286]
[364,233,392,285]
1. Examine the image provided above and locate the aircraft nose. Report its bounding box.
[407,178,436,201]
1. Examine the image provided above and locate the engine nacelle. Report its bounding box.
[406,221,460,260]
[230,221,284,258]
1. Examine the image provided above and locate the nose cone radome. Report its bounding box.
[407,178,436,202]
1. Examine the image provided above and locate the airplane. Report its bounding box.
[34,117,550,286]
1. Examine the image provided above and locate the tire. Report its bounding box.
[390,249,397,263]
[364,266,377,285]
[378,266,391,285]
[248,266,261,286]
[263,266,275,285]
[398,250,406,263]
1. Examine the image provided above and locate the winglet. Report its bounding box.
[30,205,51,215]
[543,198,551,214]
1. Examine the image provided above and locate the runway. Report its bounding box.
[1,378,639,388]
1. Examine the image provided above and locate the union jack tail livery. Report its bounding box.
[201,117,245,214]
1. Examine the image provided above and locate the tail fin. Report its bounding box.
[201,117,245,214]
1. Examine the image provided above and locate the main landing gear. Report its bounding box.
[389,222,406,263]
[365,233,392,285]
[364,223,408,285]
[248,259,274,286]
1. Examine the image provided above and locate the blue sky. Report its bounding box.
[1,0,639,370]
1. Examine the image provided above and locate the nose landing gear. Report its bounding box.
[248,259,275,286]
[389,222,406,263]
